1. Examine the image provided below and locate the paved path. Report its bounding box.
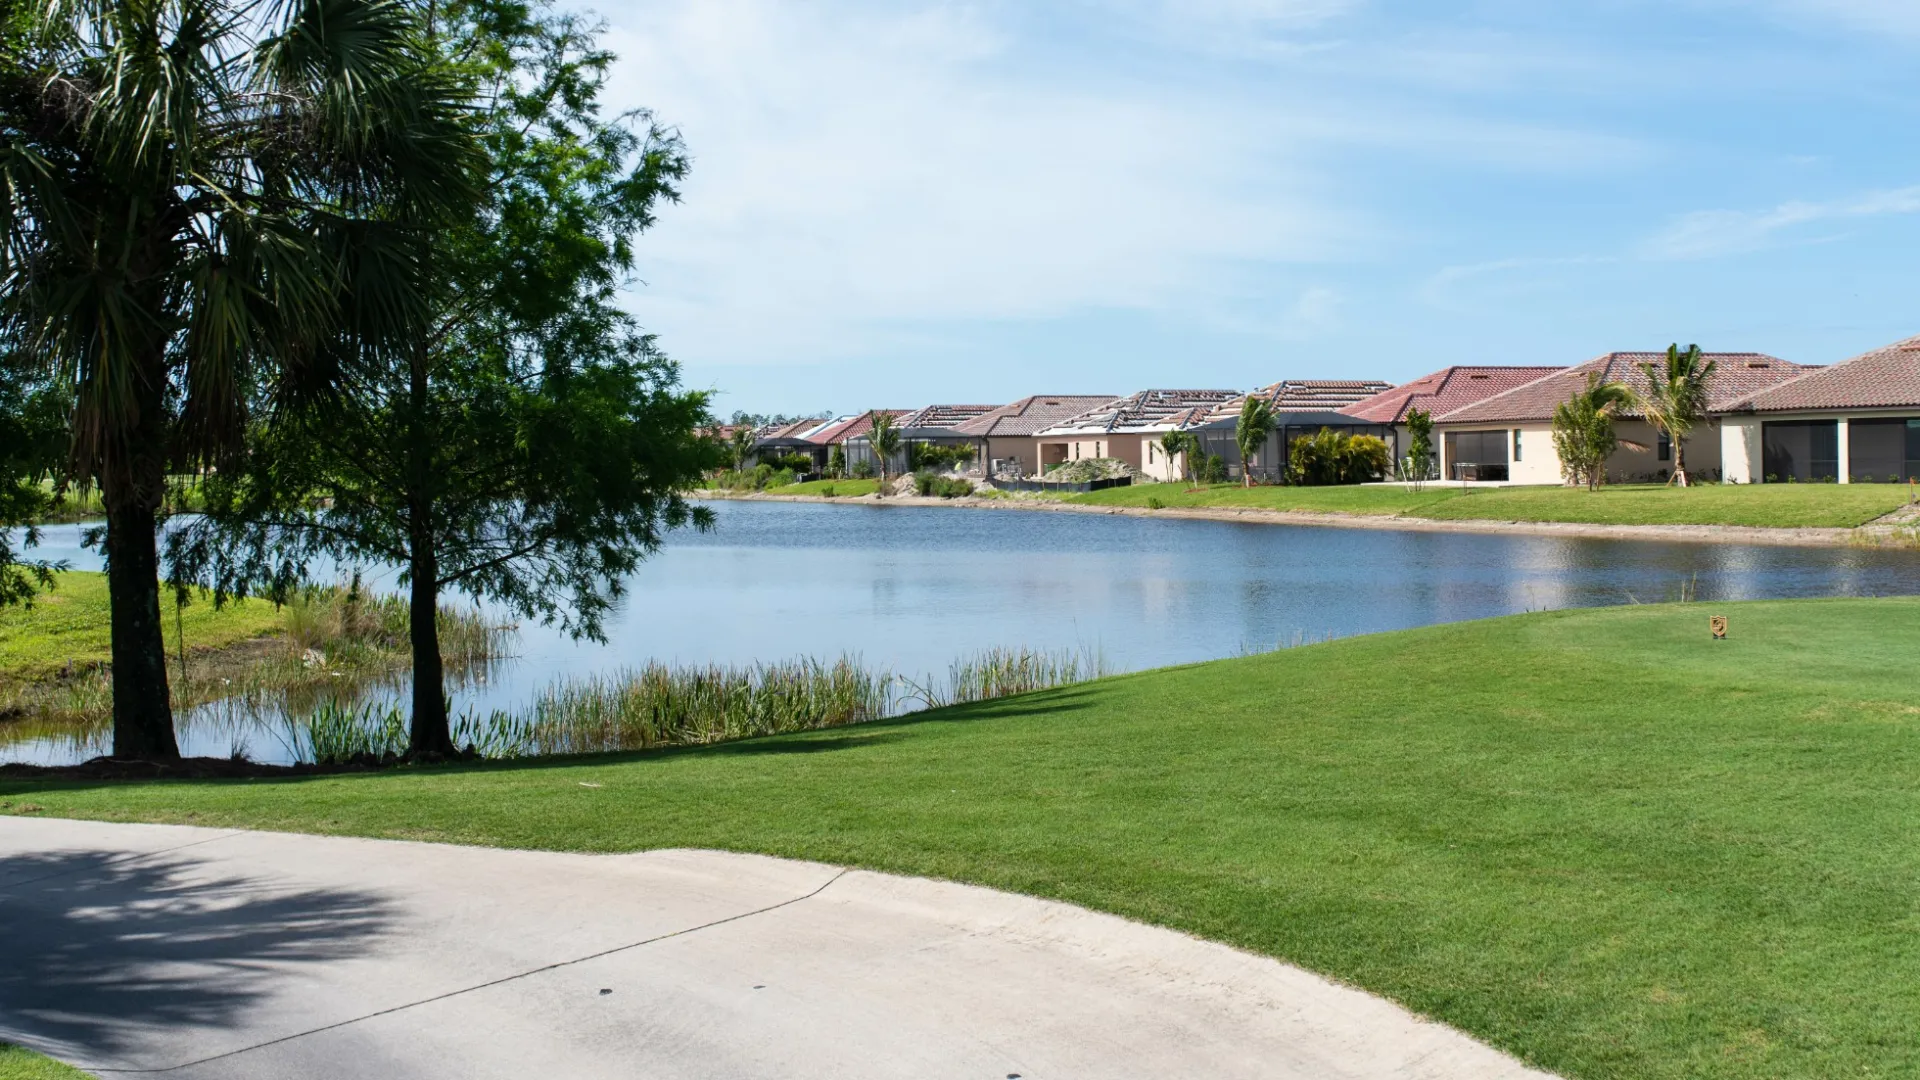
[0,818,1556,1079]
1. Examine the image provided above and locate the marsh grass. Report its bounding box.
[0,583,510,739]
[443,646,1103,761]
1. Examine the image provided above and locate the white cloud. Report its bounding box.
[1750,0,1920,37]
[1641,186,1920,259]
[598,0,1358,365]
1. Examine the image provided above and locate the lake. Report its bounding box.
[10,499,1920,764]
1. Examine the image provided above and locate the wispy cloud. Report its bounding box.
[1641,186,1920,259]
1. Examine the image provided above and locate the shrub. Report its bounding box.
[827,443,846,478]
[1196,454,1227,485]
[908,443,976,472]
[1145,495,1165,510]
[852,460,875,479]
[1286,430,1390,486]
[913,472,975,498]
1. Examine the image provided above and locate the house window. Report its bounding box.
[1512,429,1522,462]
[1657,432,1671,462]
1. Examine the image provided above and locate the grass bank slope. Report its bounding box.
[1073,481,1911,528]
[763,478,881,497]
[9,599,1920,1079]
[0,572,282,684]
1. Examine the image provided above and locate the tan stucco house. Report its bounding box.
[1717,333,1920,483]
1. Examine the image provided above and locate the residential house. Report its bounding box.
[844,404,998,475]
[1718,333,1920,483]
[1432,352,1810,484]
[813,410,912,476]
[1341,366,1564,475]
[948,395,1118,479]
[1187,380,1396,483]
[1034,390,1240,480]
[751,417,841,473]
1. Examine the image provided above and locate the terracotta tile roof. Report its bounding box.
[950,395,1120,437]
[1040,389,1241,435]
[1437,352,1809,425]
[894,404,1001,432]
[814,410,913,444]
[1341,366,1564,423]
[1200,380,1393,424]
[1731,333,1920,413]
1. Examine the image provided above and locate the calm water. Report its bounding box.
[10,500,1920,763]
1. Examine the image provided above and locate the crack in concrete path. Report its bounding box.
[88,867,853,1075]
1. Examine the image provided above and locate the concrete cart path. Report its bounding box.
[0,817,1558,1079]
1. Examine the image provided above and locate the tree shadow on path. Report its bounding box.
[0,846,394,1067]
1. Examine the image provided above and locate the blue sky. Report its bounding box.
[587,0,1920,416]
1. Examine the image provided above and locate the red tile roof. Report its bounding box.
[1342,366,1564,423]
[1731,333,1920,413]
[950,395,1119,437]
[1437,352,1809,425]
[812,410,913,444]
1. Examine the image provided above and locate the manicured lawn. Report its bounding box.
[764,478,882,497]
[10,598,1920,1079]
[1072,481,1914,529]
[1421,483,1913,528]
[0,1044,95,1079]
[1071,482,1463,515]
[0,572,285,686]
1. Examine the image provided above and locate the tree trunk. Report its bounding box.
[102,463,179,760]
[404,340,453,759]
[1672,434,1689,487]
[407,544,452,758]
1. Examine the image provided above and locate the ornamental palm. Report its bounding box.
[1635,344,1717,488]
[1235,395,1275,487]
[1157,429,1197,483]
[868,411,901,496]
[1551,374,1634,491]
[0,0,482,758]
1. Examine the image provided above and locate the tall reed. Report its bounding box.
[455,646,1105,761]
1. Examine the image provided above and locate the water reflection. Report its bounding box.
[9,501,1920,765]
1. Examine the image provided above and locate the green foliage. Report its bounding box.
[1287,430,1391,486]
[1635,344,1717,487]
[1196,454,1228,485]
[1144,495,1166,510]
[827,443,847,478]
[1157,430,1199,481]
[0,363,68,605]
[867,412,903,492]
[912,472,975,498]
[727,427,758,469]
[1403,407,1435,483]
[908,442,976,472]
[169,1,716,758]
[0,0,484,757]
[1552,374,1633,491]
[1235,397,1276,485]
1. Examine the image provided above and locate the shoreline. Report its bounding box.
[699,490,1914,550]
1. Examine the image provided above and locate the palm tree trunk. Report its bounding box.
[102,459,179,760]
[1672,436,1689,487]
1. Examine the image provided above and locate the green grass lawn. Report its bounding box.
[1071,482,1463,514]
[1422,483,1913,528]
[763,478,882,497]
[0,572,285,685]
[1073,481,1913,528]
[10,598,1920,1079]
[0,1044,94,1079]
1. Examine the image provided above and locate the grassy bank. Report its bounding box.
[0,1044,93,1079]
[763,478,881,497]
[0,572,504,730]
[1071,481,1913,528]
[9,598,1920,1078]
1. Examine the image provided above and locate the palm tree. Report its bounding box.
[0,0,480,758]
[868,411,902,496]
[1551,374,1635,491]
[728,426,759,470]
[1635,344,1717,487]
[1156,430,1197,483]
[1235,395,1276,487]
